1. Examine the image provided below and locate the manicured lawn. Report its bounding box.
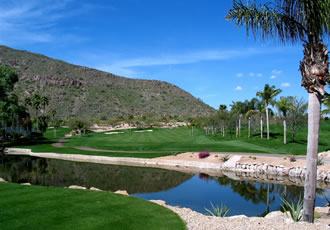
[9,120,330,155]
[0,183,186,230]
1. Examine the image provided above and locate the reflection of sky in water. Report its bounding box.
[133,175,330,217]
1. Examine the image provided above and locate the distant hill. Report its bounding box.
[0,45,215,120]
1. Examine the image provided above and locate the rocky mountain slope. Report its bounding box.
[0,45,215,119]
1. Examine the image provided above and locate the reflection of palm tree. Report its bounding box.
[216,177,275,205]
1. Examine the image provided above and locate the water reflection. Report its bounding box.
[134,173,329,217]
[1,156,329,217]
[0,156,192,193]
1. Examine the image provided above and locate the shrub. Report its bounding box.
[205,202,230,217]
[317,157,324,166]
[280,197,303,222]
[199,149,210,159]
[290,157,296,162]
[221,155,230,162]
[314,210,321,219]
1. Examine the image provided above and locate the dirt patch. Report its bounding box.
[155,152,330,171]
[51,138,67,148]
[52,143,64,148]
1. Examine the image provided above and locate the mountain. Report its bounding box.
[0,45,215,120]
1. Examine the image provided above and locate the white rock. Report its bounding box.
[223,155,241,169]
[114,190,129,196]
[21,183,31,186]
[90,187,102,191]
[0,178,7,183]
[68,185,87,190]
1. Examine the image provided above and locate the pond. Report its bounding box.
[1,155,329,217]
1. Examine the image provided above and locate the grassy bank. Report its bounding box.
[8,120,330,156]
[0,182,186,230]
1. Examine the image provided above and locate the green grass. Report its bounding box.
[8,120,330,156]
[0,182,186,230]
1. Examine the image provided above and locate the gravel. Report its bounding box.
[151,200,330,230]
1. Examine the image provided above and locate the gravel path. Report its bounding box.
[151,201,329,230]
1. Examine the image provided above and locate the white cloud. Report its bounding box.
[96,48,275,77]
[281,82,291,87]
[270,75,277,79]
[272,69,282,75]
[0,0,93,45]
[236,72,243,78]
[235,86,243,91]
[257,73,263,77]
[249,72,255,77]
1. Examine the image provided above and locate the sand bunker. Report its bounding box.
[133,130,153,133]
[104,132,124,135]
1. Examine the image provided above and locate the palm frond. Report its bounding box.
[226,0,329,43]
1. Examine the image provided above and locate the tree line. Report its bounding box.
[0,66,54,142]
[194,83,311,145]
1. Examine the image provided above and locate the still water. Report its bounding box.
[1,155,329,217]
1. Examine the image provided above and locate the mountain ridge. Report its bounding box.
[0,45,215,120]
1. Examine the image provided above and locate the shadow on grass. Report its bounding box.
[5,135,55,148]
[289,140,307,145]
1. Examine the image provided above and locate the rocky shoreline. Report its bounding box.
[5,148,330,189]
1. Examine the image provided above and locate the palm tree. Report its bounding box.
[40,96,49,115]
[322,95,330,116]
[231,101,247,137]
[218,104,227,136]
[256,100,265,139]
[256,84,282,140]
[276,96,293,144]
[226,0,329,222]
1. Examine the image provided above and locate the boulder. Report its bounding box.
[90,187,102,191]
[0,178,7,183]
[150,200,167,206]
[68,185,87,190]
[114,190,129,196]
[21,183,31,186]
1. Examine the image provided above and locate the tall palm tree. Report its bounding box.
[226,0,329,222]
[231,101,247,137]
[256,100,265,139]
[322,95,330,116]
[256,84,282,140]
[218,104,227,136]
[245,98,259,138]
[276,96,293,144]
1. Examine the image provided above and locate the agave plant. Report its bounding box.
[204,202,230,217]
[280,197,303,222]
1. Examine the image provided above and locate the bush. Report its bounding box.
[221,155,229,162]
[290,157,296,162]
[317,157,324,166]
[280,197,303,222]
[199,149,209,159]
[205,202,230,217]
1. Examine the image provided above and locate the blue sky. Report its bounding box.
[1,0,327,109]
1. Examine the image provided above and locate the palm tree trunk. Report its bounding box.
[260,116,263,139]
[303,92,321,223]
[238,117,241,137]
[248,117,251,138]
[283,118,287,144]
[265,102,269,140]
